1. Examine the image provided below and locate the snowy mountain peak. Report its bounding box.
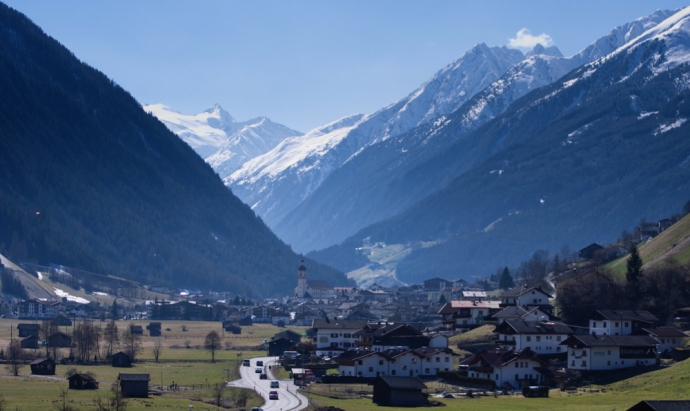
[525,44,563,58]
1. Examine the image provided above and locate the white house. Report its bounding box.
[561,335,659,371]
[338,347,453,377]
[640,327,687,354]
[312,319,367,357]
[588,310,658,336]
[438,300,501,330]
[500,286,552,308]
[353,323,432,352]
[460,347,550,390]
[494,320,572,354]
[18,299,60,319]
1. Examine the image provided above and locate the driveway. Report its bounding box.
[228,356,309,411]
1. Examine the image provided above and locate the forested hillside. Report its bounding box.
[0,3,348,296]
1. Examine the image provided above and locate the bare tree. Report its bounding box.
[73,320,101,362]
[103,321,119,358]
[121,324,142,361]
[55,389,77,411]
[152,338,163,363]
[6,339,24,376]
[40,319,59,358]
[109,382,127,411]
[212,382,226,408]
[204,330,221,363]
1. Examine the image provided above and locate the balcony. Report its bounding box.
[355,340,372,347]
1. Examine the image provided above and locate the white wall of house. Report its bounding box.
[339,351,452,377]
[566,346,656,370]
[316,328,359,350]
[655,337,685,354]
[469,359,544,388]
[589,320,632,336]
[429,335,448,348]
[516,290,550,306]
[497,333,566,354]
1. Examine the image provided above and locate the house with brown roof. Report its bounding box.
[561,334,659,371]
[338,346,453,377]
[589,310,659,336]
[638,327,687,354]
[438,300,501,331]
[353,323,432,352]
[118,373,150,398]
[30,358,56,375]
[460,347,549,390]
[68,373,99,390]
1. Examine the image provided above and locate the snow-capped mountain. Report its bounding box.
[227,44,526,227]
[270,8,678,252]
[145,103,302,174]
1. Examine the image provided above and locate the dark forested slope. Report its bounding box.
[0,3,347,296]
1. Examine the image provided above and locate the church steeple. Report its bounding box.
[296,258,308,298]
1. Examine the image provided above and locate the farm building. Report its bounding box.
[118,373,150,398]
[112,351,132,367]
[371,375,428,406]
[30,358,56,375]
[68,373,99,390]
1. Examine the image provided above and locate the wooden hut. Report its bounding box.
[112,351,132,367]
[130,325,144,335]
[371,376,428,406]
[48,332,72,348]
[146,322,162,337]
[21,335,39,349]
[55,315,73,326]
[268,337,295,357]
[627,401,690,411]
[68,373,99,390]
[30,358,56,376]
[118,373,150,398]
[17,323,40,338]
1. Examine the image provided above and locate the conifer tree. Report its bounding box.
[626,245,643,284]
[499,267,514,290]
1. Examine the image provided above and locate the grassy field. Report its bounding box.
[306,357,690,411]
[606,214,690,278]
[0,320,302,410]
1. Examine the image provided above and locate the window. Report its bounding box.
[330,342,338,348]
[527,336,531,342]
[557,336,561,341]
[557,347,561,352]
[391,360,396,364]
[358,372,362,376]
[402,365,407,370]
[571,360,575,366]
[607,350,611,355]
[358,360,363,365]
[624,322,629,327]
[426,358,431,362]
[445,357,450,363]
[536,336,541,342]
[344,342,352,348]
[425,368,430,374]
[495,374,499,380]
[331,333,338,338]
[412,358,417,363]
[615,322,619,327]
[379,360,383,366]
[343,333,351,338]
[391,370,396,375]
[368,367,373,372]
[436,357,440,362]
[582,350,587,356]
[593,322,597,328]
[673,339,677,344]
[533,299,538,304]
[607,361,611,365]
[581,360,587,366]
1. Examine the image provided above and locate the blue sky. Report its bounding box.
[5,1,689,131]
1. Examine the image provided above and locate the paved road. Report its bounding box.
[228,356,308,411]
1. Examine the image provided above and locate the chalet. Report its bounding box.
[68,373,99,390]
[244,305,279,323]
[238,316,253,326]
[338,347,453,377]
[423,277,450,291]
[146,322,161,337]
[48,332,72,348]
[312,319,367,357]
[578,243,604,260]
[589,310,658,336]
[30,358,56,375]
[118,373,150,398]
[353,323,432,352]
[17,323,40,338]
[561,334,659,371]
[146,300,213,320]
[273,329,302,344]
[627,400,690,411]
[492,305,551,323]
[500,286,552,311]
[293,310,320,326]
[18,299,60,319]
[460,347,550,390]
[268,337,295,357]
[112,351,132,367]
[371,376,428,406]
[21,335,39,349]
[55,314,73,326]
[130,325,144,335]
[494,320,572,355]
[438,300,501,331]
[638,327,687,354]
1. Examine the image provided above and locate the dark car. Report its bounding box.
[255,367,262,373]
[256,360,264,366]
[259,373,267,380]
[269,391,279,400]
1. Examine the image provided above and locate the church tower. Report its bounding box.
[296,258,307,298]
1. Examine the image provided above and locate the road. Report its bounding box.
[228,356,309,411]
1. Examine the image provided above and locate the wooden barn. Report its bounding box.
[21,335,39,349]
[17,323,40,338]
[118,373,150,398]
[238,316,253,326]
[55,315,73,326]
[268,337,295,357]
[48,332,72,348]
[371,376,428,406]
[627,401,690,411]
[130,325,144,335]
[30,358,56,376]
[68,373,99,390]
[273,329,302,343]
[112,351,132,367]
[146,322,162,337]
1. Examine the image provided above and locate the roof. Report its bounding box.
[438,300,501,314]
[17,323,40,329]
[68,373,97,382]
[629,401,690,411]
[492,305,529,319]
[311,319,367,330]
[373,376,427,390]
[118,373,151,381]
[307,280,333,290]
[561,335,660,347]
[460,347,546,368]
[500,285,552,299]
[30,358,54,365]
[496,320,573,335]
[354,323,422,338]
[594,310,659,323]
[462,291,487,298]
[640,327,688,338]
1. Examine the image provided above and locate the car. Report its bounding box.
[250,408,263,411]
[255,367,262,373]
[259,373,267,380]
[269,391,279,400]
[256,360,264,366]
[270,381,279,388]
[243,359,251,367]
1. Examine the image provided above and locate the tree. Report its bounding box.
[6,339,24,376]
[152,338,163,363]
[111,299,119,320]
[438,294,447,304]
[121,324,142,361]
[683,199,690,216]
[55,389,77,411]
[205,330,221,363]
[40,319,59,358]
[103,321,119,358]
[73,320,101,362]
[499,267,514,290]
[626,245,643,284]
[212,382,226,408]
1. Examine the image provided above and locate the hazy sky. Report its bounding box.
[5,1,689,131]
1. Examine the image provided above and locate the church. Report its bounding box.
[294,259,334,301]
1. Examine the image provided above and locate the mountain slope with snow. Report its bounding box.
[273,9,676,252]
[145,103,302,174]
[227,44,525,227]
[311,7,690,285]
